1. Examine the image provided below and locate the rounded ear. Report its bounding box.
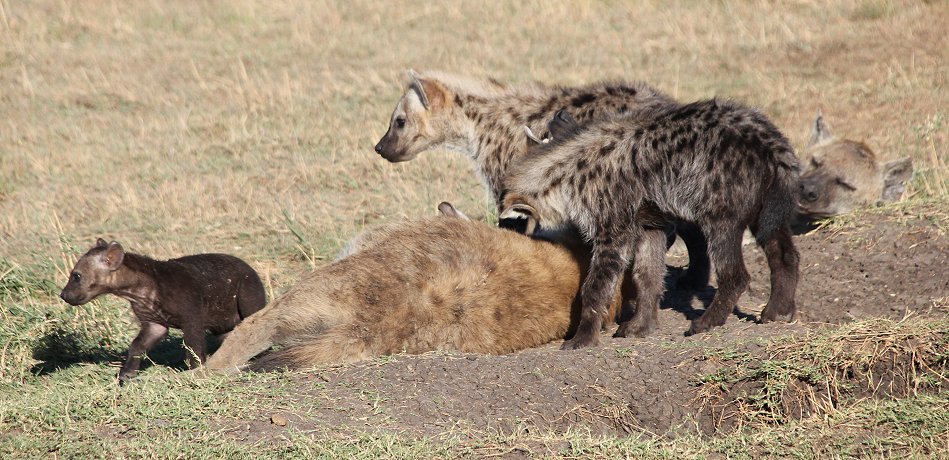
[880,157,914,202]
[807,109,833,148]
[437,201,471,221]
[103,242,125,270]
[407,71,447,111]
[96,238,109,248]
[548,109,580,140]
[499,203,538,236]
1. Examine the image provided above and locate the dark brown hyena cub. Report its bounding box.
[59,239,266,383]
[502,101,801,349]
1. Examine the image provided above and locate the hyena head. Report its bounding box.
[798,112,914,219]
[374,71,459,162]
[59,238,126,306]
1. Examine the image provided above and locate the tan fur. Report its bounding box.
[798,112,913,219]
[204,216,622,371]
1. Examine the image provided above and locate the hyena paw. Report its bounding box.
[613,319,657,338]
[759,303,797,324]
[561,333,599,350]
[117,371,137,385]
[685,316,718,336]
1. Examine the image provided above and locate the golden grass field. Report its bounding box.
[0,1,947,458]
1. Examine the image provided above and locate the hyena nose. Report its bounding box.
[374,142,383,153]
[800,183,819,202]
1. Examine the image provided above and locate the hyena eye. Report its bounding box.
[835,177,857,191]
[395,117,406,129]
[71,272,81,282]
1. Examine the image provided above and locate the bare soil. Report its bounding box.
[215,208,948,444]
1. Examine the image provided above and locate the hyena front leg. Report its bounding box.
[563,229,637,350]
[686,224,749,336]
[759,226,800,323]
[614,228,667,338]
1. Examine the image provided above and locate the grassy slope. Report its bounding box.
[0,0,947,458]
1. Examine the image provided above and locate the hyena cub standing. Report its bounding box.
[59,239,266,382]
[501,100,801,349]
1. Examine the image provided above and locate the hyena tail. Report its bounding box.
[755,148,801,245]
[246,326,373,371]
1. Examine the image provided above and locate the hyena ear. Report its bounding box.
[807,109,833,148]
[102,242,125,271]
[437,201,471,221]
[499,203,539,236]
[880,157,914,203]
[408,70,447,111]
[95,238,109,249]
[548,109,580,140]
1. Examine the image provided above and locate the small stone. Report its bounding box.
[270,414,288,426]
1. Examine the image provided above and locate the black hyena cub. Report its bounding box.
[60,239,266,383]
[502,101,801,349]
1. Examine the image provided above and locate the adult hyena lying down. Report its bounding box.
[374,71,711,330]
[797,112,914,221]
[204,206,621,371]
[501,101,801,349]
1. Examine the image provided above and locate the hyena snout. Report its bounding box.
[373,131,414,163]
[59,286,87,306]
[799,180,821,203]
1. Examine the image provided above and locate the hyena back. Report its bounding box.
[502,99,801,348]
[374,71,711,335]
[204,212,622,371]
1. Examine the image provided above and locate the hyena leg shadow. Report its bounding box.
[674,222,711,290]
[564,230,637,350]
[758,226,800,323]
[686,225,750,336]
[614,228,667,338]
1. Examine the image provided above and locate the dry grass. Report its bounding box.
[695,314,949,430]
[0,0,946,287]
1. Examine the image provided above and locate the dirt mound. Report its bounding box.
[217,207,949,443]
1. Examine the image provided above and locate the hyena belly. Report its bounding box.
[205,217,620,371]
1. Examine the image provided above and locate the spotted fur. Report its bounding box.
[502,99,802,348]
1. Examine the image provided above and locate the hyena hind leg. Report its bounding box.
[686,226,750,336]
[247,326,373,371]
[614,228,667,338]
[758,226,800,323]
[204,312,279,371]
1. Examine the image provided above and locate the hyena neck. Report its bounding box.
[109,253,162,309]
[456,92,553,203]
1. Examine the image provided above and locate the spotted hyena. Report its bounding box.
[797,111,914,221]
[373,71,711,335]
[203,205,622,371]
[500,100,801,349]
[60,239,266,382]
